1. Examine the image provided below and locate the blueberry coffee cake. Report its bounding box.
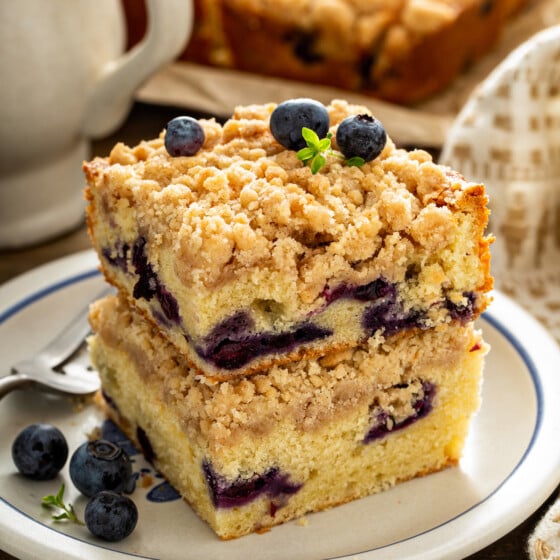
[88,292,488,540]
[217,0,528,103]
[85,98,492,539]
[84,99,492,382]
[123,0,529,103]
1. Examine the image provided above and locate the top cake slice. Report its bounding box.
[84,99,492,381]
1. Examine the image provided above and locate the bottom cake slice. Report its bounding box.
[88,293,487,540]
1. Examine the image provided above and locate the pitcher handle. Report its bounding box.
[82,0,193,138]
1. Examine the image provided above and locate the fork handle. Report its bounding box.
[0,373,34,399]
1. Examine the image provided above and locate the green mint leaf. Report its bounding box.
[297,147,315,162]
[297,128,341,174]
[56,483,65,503]
[310,154,326,174]
[41,484,84,525]
[317,137,332,152]
[345,156,366,168]
[301,127,320,146]
[41,496,57,508]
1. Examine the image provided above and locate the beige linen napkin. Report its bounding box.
[440,24,560,346]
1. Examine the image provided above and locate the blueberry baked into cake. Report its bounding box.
[85,98,493,539]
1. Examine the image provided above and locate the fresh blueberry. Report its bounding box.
[336,114,387,162]
[11,423,68,480]
[164,115,205,157]
[69,439,132,497]
[270,98,330,150]
[85,491,138,542]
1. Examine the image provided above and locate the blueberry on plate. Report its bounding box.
[12,423,68,480]
[336,114,387,162]
[85,491,138,542]
[270,98,330,150]
[69,439,132,497]
[164,115,205,157]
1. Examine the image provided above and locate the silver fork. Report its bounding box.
[0,288,111,399]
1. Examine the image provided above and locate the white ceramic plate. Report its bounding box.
[1,250,560,560]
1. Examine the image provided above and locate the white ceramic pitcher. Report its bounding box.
[0,0,193,249]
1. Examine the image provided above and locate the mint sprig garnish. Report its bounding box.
[42,483,84,525]
[296,127,365,174]
[297,128,331,174]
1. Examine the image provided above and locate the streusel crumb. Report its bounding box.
[86,100,489,296]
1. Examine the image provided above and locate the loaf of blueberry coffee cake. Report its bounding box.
[217,0,528,103]
[84,99,492,382]
[88,292,487,540]
[122,0,528,104]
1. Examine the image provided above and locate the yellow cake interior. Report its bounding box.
[89,293,486,539]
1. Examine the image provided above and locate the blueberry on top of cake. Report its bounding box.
[84,99,492,381]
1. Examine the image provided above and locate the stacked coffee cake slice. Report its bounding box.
[84,99,492,539]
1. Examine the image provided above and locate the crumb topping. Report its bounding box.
[85,100,491,306]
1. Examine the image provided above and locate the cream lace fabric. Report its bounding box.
[441,25,560,557]
[440,25,560,347]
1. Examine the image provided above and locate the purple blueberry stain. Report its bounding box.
[206,310,256,340]
[102,236,181,325]
[203,461,302,509]
[101,390,121,415]
[103,237,479,372]
[102,242,130,272]
[131,238,159,303]
[156,285,181,324]
[196,311,332,370]
[146,481,181,502]
[100,419,139,458]
[322,277,395,305]
[363,381,436,443]
[82,420,304,508]
[446,291,477,323]
[322,277,425,338]
[362,298,423,338]
[136,426,156,464]
[324,277,477,339]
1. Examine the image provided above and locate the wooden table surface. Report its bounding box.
[1,101,557,560]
